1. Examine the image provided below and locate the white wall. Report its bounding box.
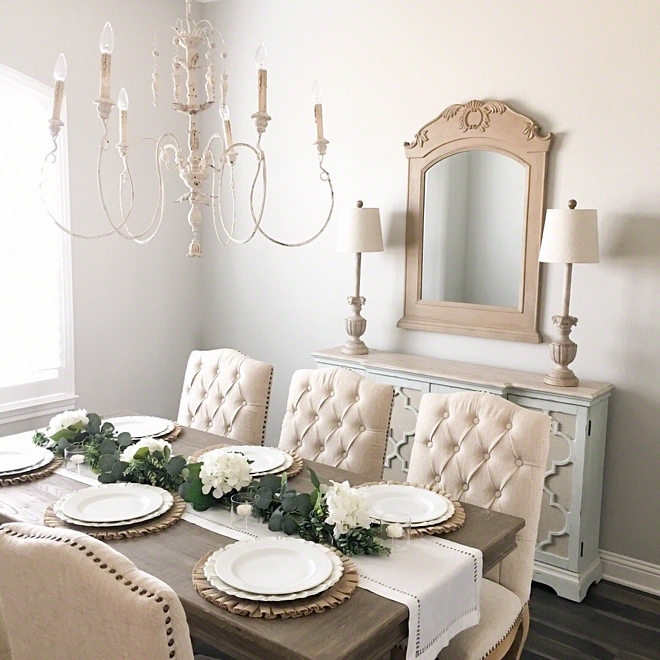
[199,0,660,567]
[1,0,204,425]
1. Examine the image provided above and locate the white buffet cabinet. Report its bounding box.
[312,347,614,602]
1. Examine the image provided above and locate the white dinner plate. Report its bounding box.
[250,452,294,477]
[0,449,54,477]
[215,446,288,475]
[214,538,334,595]
[103,416,174,438]
[0,445,49,474]
[204,542,344,601]
[360,484,451,524]
[54,487,174,528]
[59,483,167,523]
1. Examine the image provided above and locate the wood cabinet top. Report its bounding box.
[312,347,614,402]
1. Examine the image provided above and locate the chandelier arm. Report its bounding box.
[96,134,168,243]
[254,155,335,248]
[39,138,119,239]
[210,142,267,245]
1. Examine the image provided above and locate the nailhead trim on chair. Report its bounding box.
[0,526,180,658]
[480,603,525,660]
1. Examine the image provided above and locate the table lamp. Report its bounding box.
[539,199,599,386]
[336,201,384,355]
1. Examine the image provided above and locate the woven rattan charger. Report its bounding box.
[43,493,186,540]
[357,480,465,537]
[0,456,63,487]
[193,546,358,619]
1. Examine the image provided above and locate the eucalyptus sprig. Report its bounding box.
[33,411,132,472]
[97,444,187,492]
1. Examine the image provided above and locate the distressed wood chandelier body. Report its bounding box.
[45,0,333,256]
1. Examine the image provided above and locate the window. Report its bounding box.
[0,64,75,426]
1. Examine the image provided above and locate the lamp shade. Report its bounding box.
[539,208,599,264]
[337,205,384,253]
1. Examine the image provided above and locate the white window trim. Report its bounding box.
[0,65,76,429]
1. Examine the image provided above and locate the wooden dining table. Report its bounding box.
[0,424,524,660]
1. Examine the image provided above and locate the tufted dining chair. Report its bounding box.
[177,349,273,445]
[407,391,551,660]
[0,522,203,660]
[278,368,395,480]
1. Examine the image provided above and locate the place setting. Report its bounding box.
[102,415,182,441]
[0,441,61,487]
[357,481,465,538]
[43,482,186,540]
[191,444,303,479]
[193,536,358,619]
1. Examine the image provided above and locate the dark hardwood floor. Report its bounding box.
[523,581,660,660]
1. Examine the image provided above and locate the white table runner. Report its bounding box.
[53,465,481,658]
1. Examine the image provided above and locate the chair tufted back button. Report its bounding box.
[330,390,335,396]
[443,412,450,419]
[453,445,460,453]
[359,425,365,432]
[314,415,320,421]
[297,441,302,447]
[473,417,479,424]
[319,445,325,452]
[434,475,441,482]
[337,421,342,428]
[494,490,502,498]
[220,397,225,403]
[236,373,240,379]
[505,423,512,430]
[483,452,490,460]
[307,386,312,392]
[342,452,348,458]
[242,400,247,406]
[515,459,523,467]
[355,396,360,402]
[427,440,433,448]
[462,483,469,491]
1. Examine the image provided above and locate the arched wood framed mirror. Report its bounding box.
[398,100,552,342]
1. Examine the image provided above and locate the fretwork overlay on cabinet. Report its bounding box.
[312,347,613,602]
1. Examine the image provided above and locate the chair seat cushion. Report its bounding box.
[437,579,523,660]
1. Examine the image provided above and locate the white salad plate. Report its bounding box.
[360,484,451,524]
[59,483,168,524]
[0,445,50,474]
[103,416,174,438]
[205,539,343,601]
[0,449,54,476]
[250,453,294,477]
[214,538,335,595]
[216,446,288,475]
[54,486,174,528]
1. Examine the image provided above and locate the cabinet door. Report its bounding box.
[368,373,430,482]
[509,394,585,571]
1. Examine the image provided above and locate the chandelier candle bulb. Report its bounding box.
[255,43,267,114]
[51,53,67,121]
[99,22,114,99]
[118,88,129,144]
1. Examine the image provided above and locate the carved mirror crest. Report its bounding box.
[398,100,552,342]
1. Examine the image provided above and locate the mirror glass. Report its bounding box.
[398,100,552,343]
[421,151,526,308]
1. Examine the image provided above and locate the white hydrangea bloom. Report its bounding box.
[199,449,252,498]
[120,437,172,462]
[324,480,371,538]
[47,409,89,434]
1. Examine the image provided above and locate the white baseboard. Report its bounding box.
[600,550,660,597]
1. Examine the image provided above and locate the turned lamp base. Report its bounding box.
[342,295,369,355]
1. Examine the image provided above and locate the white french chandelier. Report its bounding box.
[44,0,333,257]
